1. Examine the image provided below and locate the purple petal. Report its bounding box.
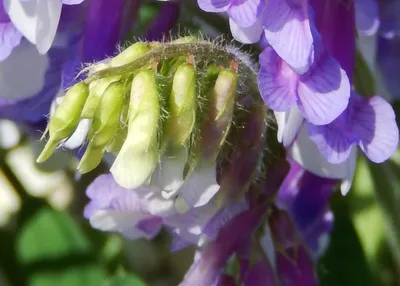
[228,0,265,28]
[214,274,236,286]
[242,260,277,286]
[276,246,318,286]
[0,21,22,61]
[307,111,356,164]
[229,17,263,44]
[258,46,298,111]
[136,216,163,238]
[61,0,85,4]
[377,36,400,99]
[352,95,399,163]
[263,0,315,73]
[355,0,380,36]
[144,1,180,41]
[379,0,400,38]
[277,159,338,257]
[298,51,350,125]
[309,0,356,81]
[197,0,231,12]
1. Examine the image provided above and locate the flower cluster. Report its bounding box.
[199,0,398,195]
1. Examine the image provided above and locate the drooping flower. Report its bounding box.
[258,45,350,126]
[308,91,399,164]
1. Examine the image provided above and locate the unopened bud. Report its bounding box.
[110,70,160,189]
[110,42,151,67]
[37,82,89,163]
[163,64,196,150]
[81,76,120,119]
[195,69,238,165]
[78,82,126,173]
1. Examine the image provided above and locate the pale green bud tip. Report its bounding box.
[77,145,105,174]
[164,64,196,149]
[110,42,151,67]
[110,71,160,189]
[213,69,238,120]
[37,82,89,163]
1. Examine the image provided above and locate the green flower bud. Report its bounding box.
[163,64,196,151]
[106,103,129,154]
[37,82,89,163]
[81,76,121,119]
[110,42,151,67]
[78,82,126,173]
[195,69,238,165]
[110,70,160,189]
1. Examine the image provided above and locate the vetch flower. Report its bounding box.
[258,45,350,126]
[308,91,399,164]
[2,0,85,57]
[0,2,21,60]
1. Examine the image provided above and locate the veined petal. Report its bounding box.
[229,17,263,44]
[258,46,298,111]
[263,0,315,73]
[228,0,265,28]
[297,52,350,125]
[352,95,399,163]
[197,0,231,12]
[307,119,356,164]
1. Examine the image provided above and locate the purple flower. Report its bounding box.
[258,45,350,125]
[269,209,318,286]
[0,3,21,60]
[379,0,400,39]
[277,159,338,258]
[2,0,85,58]
[308,91,399,164]
[198,0,265,28]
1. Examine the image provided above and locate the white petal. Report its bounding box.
[63,119,91,149]
[340,148,357,196]
[179,165,220,208]
[4,0,38,45]
[147,194,177,216]
[152,150,187,198]
[90,209,149,240]
[274,111,286,143]
[289,124,357,180]
[229,17,263,44]
[4,0,62,54]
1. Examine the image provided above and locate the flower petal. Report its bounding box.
[229,17,263,44]
[179,165,220,208]
[197,0,231,12]
[353,95,399,163]
[297,52,350,125]
[290,124,358,180]
[63,118,91,149]
[263,0,315,73]
[258,46,298,111]
[228,0,265,28]
[0,22,22,61]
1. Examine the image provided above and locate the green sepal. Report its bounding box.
[37,82,89,163]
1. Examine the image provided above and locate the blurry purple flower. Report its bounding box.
[258,45,350,125]
[377,35,400,100]
[355,0,380,36]
[277,159,338,258]
[241,259,277,286]
[2,0,85,58]
[379,0,400,39]
[144,1,180,41]
[269,209,318,286]
[0,4,21,60]
[308,91,399,164]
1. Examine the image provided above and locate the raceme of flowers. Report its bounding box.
[198,0,399,194]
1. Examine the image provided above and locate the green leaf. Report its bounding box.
[317,193,374,286]
[16,207,106,286]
